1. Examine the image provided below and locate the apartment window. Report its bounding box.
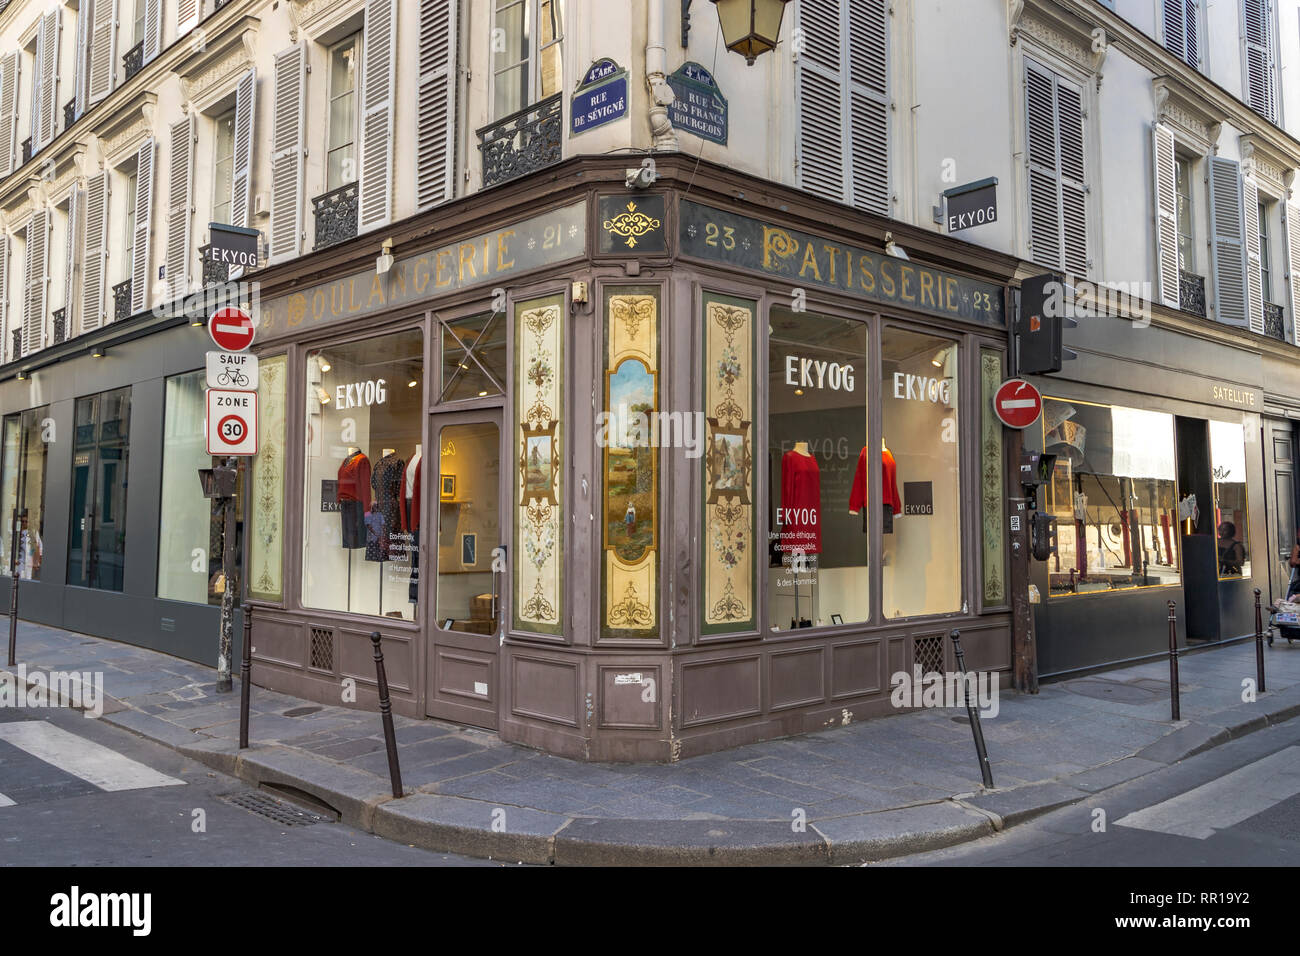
[120,170,137,283]
[133,0,146,46]
[212,110,235,225]
[1025,59,1089,276]
[1175,156,1196,272]
[492,0,564,119]
[326,34,360,191]
[1163,0,1200,71]
[1258,201,1272,301]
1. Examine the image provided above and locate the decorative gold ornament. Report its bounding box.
[602,201,662,249]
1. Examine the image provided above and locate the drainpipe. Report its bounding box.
[647,0,678,151]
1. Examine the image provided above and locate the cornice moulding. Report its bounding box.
[1153,75,1225,155]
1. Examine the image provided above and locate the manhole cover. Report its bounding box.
[1062,677,1163,704]
[283,705,323,717]
[223,791,330,827]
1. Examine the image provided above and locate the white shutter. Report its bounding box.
[23,211,49,355]
[847,0,888,215]
[1163,0,1186,65]
[81,171,109,332]
[131,137,155,315]
[1243,177,1264,334]
[231,69,256,228]
[143,0,162,65]
[795,0,844,203]
[63,184,81,334]
[416,0,456,208]
[270,44,306,259]
[165,117,194,300]
[1209,156,1248,327]
[88,0,118,105]
[1153,123,1180,308]
[1184,0,1199,69]
[0,52,19,177]
[178,0,200,39]
[33,11,61,154]
[0,234,8,360]
[1286,203,1300,346]
[1025,60,1061,268]
[1243,0,1276,122]
[74,0,91,119]
[1056,80,1088,277]
[359,0,397,229]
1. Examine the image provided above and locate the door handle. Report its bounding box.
[491,546,507,640]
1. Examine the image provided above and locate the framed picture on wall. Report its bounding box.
[441,475,456,499]
[831,614,844,625]
[461,533,477,568]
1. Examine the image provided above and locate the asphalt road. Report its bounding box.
[0,704,505,866]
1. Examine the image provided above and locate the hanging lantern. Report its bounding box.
[709,0,792,64]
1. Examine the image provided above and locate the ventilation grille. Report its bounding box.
[309,627,334,672]
[914,635,945,677]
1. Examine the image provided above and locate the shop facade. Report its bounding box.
[244,156,1022,761]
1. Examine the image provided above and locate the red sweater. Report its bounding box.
[849,446,901,513]
[337,452,372,510]
[779,450,822,555]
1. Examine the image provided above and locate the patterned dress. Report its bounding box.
[366,453,406,561]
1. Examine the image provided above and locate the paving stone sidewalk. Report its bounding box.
[6,620,1300,865]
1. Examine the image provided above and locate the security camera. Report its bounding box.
[626,159,658,189]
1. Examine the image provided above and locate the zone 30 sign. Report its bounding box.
[206,389,257,455]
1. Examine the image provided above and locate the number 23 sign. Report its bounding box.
[206,388,258,455]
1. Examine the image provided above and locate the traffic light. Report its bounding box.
[1017,273,1078,375]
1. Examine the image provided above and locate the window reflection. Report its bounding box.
[1210,419,1250,579]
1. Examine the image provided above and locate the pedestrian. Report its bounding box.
[1287,528,1300,600]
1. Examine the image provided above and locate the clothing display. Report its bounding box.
[364,509,387,562]
[401,453,423,533]
[339,501,366,550]
[337,450,372,549]
[367,452,406,562]
[848,445,901,534]
[779,449,822,555]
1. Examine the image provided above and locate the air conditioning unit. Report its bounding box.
[253,191,270,218]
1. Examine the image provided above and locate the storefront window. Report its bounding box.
[882,328,961,618]
[302,330,423,620]
[1043,399,1180,595]
[1210,419,1250,579]
[767,307,868,631]
[68,388,131,591]
[157,371,243,605]
[440,313,506,402]
[0,407,51,579]
[249,355,287,603]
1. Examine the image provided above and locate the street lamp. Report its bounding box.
[709,0,791,64]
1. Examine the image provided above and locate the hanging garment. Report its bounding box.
[367,452,406,562]
[849,445,902,533]
[400,454,423,532]
[780,450,822,555]
[337,450,372,550]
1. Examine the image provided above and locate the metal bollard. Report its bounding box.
[239,604,254,749]
[370,631,404,799]
[7,507,20,668]
[1167,601,1181,721]
[950,629,994,789]
[1254,588,1266,694]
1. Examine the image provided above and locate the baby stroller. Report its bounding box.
[1268,564,1300,646]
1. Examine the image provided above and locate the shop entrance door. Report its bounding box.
[1264,420,1296,604]
[424,408,505,729]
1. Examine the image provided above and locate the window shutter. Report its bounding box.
[0,52,19,177]
[847,0,889,215]
[270,44,306,259]
[1209,157,1247,327]
[231,68,256,229]
[23,211,49,355]
[165,118,193,301]
[1153,123,1180,308]
[131,137,155,315]
[416,0,456,209]
[74,0,91,119]
[34,11,61,153]
[795,0,845,203]
[359,0,397,229]
[81,171,108,332]
[1025,61,1061,268]
[1243,0,1275,121]
[1286,203,1300,346]
[1056,80,1088,276]
[1242,177,1264,333]
[178,0,200,38]
[1163,0,1187,65]
[143,0,162,65]
[0,234,8,360]
[1184,0,1199,69]
[88,0,118,105]
[64,184,82,332]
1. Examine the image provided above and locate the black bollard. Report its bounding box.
[370,631,403,799]
[1167,601,1181,721]
[950,629,994,789]
[7,507,20,668]
[1254,588,1266,694]
[239,604,254,749]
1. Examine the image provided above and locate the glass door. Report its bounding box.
[68,388,132,591]
[425,408,505,728]
[1265,420,1295,604]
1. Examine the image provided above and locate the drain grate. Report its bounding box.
[283,705,323,717]
[223,790,330,827]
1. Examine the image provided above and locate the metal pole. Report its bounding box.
[950,629,994,789]
[239,603,253,749]
[1254,587,1266,694]
[217,458,238,693]
[6,507,18,667]
[370,631,403,799]
[1167,601,1181,721]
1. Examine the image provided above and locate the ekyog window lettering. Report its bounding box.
[1042,399,1180,596]
[766,308,868,631]
[303,330,424,620]
[881,328,961,618]
[0,407,51,580]
[1210,419,1250,579]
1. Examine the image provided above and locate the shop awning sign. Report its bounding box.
[993,379,1043,429]
[206,389,258,456]
[943,178,998,233]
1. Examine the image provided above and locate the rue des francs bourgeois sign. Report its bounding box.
[259,202,587,334]
[679,200,1006,327]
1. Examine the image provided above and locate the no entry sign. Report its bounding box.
[206,389,258,455]
[993,378,1043,429]
[208,307,256,352]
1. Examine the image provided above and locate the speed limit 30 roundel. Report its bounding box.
[208,306,256,352]
[206,389,258,455]
[993,378,1043,429]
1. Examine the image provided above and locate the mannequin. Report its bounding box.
[848,439,901,533]
[402,445,423,605]
[792,441,811,457]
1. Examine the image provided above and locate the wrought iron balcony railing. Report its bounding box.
[123,42,144,83]
[64,99,76,133]
[113,279,133,323]
[1179,271,1206,319]
[312,182,359,251]
[53,308,66,345]
[1264,301,1286,341]
[477,93,563,190]
[20,137,31,166]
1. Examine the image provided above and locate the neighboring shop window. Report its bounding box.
[767,307,868,631]
[440,312,506,402]
[249,355,287,603]
[1210,419,1250,579]
[882,328,961,618]
[435,422,501,634]
[0,407,51,580]
[702,293,757,635]
[68,388,132,591]
[980,349,1007,607]
[157,371,244,606]
[600,287,660,639]
[1042,398,1180,596]
[302,331,424,620]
